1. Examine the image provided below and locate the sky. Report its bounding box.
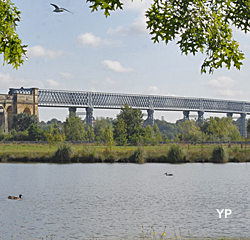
[1,0,250,123]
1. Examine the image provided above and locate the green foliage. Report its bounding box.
[87,0,123,17]
[212,145,229,163]
[45,123,65,145]
[167,144,185,163]
[146,0,245,74]
[153,123,162,142]
[129,145,145,164]
[63,116,85,141]
[208,117,234,141]
[0,0,27,69]
[28,123,45,141]
[180,120,201,142]
[0,124,5,140]
[3,130,29,141]
[54,142,74,163]
[86,126,95,142]
[113,118,127,146]
[94,117,108,139]
[86,0,248,73]
[154,119,176,140]
[12,113,39,132]
[116,104,144,144]
[105,124,114,151]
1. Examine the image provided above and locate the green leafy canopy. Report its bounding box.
[87,0,250,74]
[0,0,27,69]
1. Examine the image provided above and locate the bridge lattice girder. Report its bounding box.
[38,89,250,114]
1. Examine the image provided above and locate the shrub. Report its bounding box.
[82,147,98,162]
[167,144,185,163]
[54,142,74,163]
[129,145,145,163]
[211,145,229,163]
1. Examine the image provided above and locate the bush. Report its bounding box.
[211,145,229,163]
[167,144,185,163]
[54,142,74,163]
[82,147,98,162]
[129,145,145,163]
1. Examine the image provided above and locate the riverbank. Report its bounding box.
[1,142,250,163]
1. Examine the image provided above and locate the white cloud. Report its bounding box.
[27,45,63,59]
[207,76,236,89]
[122,0,152,13]
[102,60,134,73]
[103,77,117,85]
[0,72,44,91]
[76,32,122,47]
[147,85,175,96]
[148,86,160,94]
[46,79,60,88]
[217,89,245,98]
[206,76,246,98]
[60,72,75,79]
[76,33,101,47]
[107,14,148,36]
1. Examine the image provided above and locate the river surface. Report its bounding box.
[0,163,250,239]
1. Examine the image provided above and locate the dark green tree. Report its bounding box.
[116,104,144,144]
[28,123,45,141]
[12,113,39,132]
[63,116,85,141]
[113,118,127,146]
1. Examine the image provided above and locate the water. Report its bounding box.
[0,163,250,239]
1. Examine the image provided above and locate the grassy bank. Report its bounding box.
[1,142,250,163]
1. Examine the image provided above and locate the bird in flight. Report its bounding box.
[51,3,73,14]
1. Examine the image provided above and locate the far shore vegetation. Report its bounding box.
[1,104,250,163]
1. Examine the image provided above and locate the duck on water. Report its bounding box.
[8,194,22,200]
[165,173,173,176]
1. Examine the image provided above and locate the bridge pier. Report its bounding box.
[86,107,93,126]
[239,113,247,138]
[144,109,154,127]
[183,111,190,121]
[69,107,77,117]
[197,111,204,123]
[227,113,233,118]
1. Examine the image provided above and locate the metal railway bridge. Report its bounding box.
[37,88,249,137]
[1,88,249,137]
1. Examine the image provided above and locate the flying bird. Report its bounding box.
[51,3,73,14]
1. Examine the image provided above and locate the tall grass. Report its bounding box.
[129,145,145,163]
[211,145,229,163]
[167,144,185,163]
[53,142,74,163]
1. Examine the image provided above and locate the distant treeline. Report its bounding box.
[1,104,249,145]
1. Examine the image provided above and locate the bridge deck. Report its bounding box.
[38,89,250,114]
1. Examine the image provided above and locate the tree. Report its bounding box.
[105,124,114,151]
[87,0,248,73]
[0,0,27,69]
[63,116,85,141]
[94,117,108,139]
[45,123,66,145]
[28,123,45,141]
[12,113,39,132]
[86,126,95,142]
[116,104,144,143]
[154,119,176,140]
[153,123,162,142]
[113,118,127,146]
[179,120,201,142]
